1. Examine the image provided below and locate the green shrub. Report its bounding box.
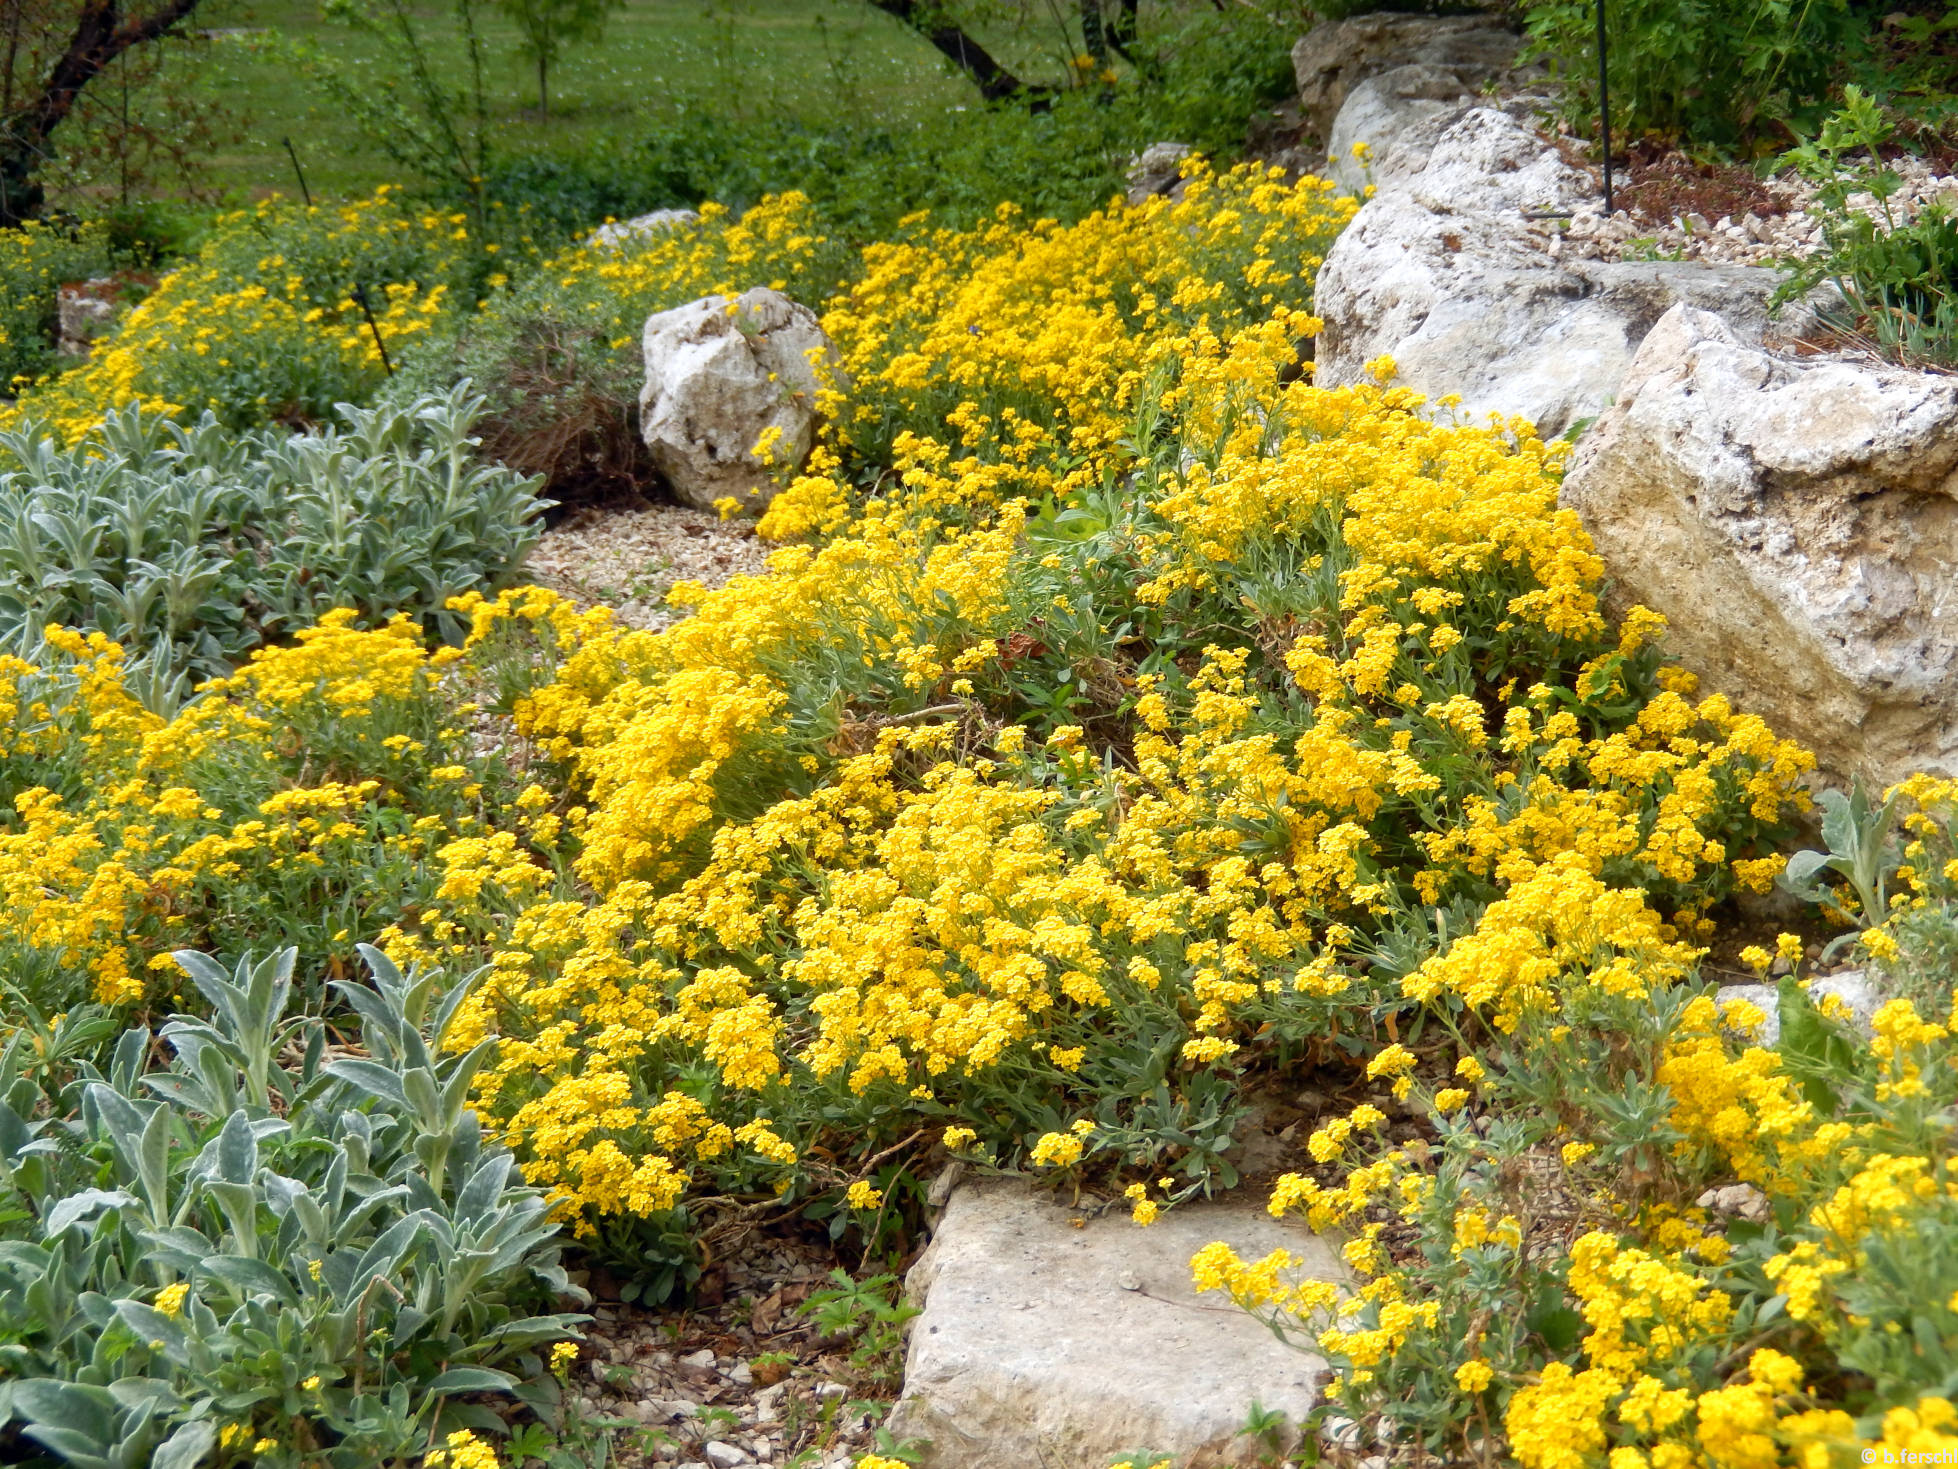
[1777,87,1958,367]
[1522,0,1860,144]
[0,946,584,1469]
[473,3,1300,241]
[0,384,547,704]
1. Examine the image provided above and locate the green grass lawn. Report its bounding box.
[138,0,1088,202]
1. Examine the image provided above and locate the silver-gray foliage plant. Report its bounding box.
[0,382,548,709]
[0,946,586,1468]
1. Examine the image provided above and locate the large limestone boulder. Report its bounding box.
[887,1182,1342,1469]
[639,286,838,511]
[1311,106,1787,438]
[1561,305,1958,788]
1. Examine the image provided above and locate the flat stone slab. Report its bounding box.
[888,1181,1342,1469]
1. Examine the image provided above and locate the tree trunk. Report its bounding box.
[1080,0,1106,65]
[1110,0,1137,49]
[0,0,207,228]
[536,49,547,119]
[863,0,1040,104]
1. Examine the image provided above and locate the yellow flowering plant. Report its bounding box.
[1,189,495,439]
[0,608,543,1011]
[7,146,1954,1467]
[0,217,112,385]
[1200,783,1958,1463]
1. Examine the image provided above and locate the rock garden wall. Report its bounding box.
[1300,13,1958,792]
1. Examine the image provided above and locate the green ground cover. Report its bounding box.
[84,0,1252,205]
[178,0,968,199]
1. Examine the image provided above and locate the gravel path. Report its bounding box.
[525,497,774,631]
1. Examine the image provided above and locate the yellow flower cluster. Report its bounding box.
[3,189,475,439]
[425,1430,500,1469]
[0,609,495,1005]
[761,160,1355,538]
[505,192,839,359]
[358,167,1809,1242]
[1223,768,1958,1464]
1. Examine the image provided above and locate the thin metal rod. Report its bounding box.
[352,285,394,376]
[282,137,313,208]
[1595,0,1614,214]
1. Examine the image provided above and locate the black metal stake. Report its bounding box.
[1595,0,1614,215]
[282,137,314,209]
[351,285,394,376]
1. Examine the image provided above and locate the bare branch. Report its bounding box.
[862,0,1043,105]
[0,0,207,225]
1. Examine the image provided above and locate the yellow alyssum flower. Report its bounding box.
[1030,1132,1084,1169]
[425,1429,500,1469]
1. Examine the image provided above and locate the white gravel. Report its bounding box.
[1529,152,1958,268]
[523,497,774,631]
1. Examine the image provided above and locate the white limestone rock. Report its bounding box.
[588,208,702,251]
[887,1182,1342,1469]
[1698,1183,1772,1224]
[639,286,839,511]
[1560,305,1958,788]
[1311,107,1788,438]
[1126,141,1194,207]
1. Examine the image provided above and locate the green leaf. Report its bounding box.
[215,1110,257,1187]
[324,1058,412,1110]
[45,1189,138,1237]
[424,1366,520,1395]
[12,1379,117,1438]
[113,1300,190,1364]
[1775,976,1858,1112]
[198,1255,301,1307]
[1524,1277,1584,1352]
[1780,848,1834,890]
[153,1419,217,1469]
[138,1105,175,1224]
